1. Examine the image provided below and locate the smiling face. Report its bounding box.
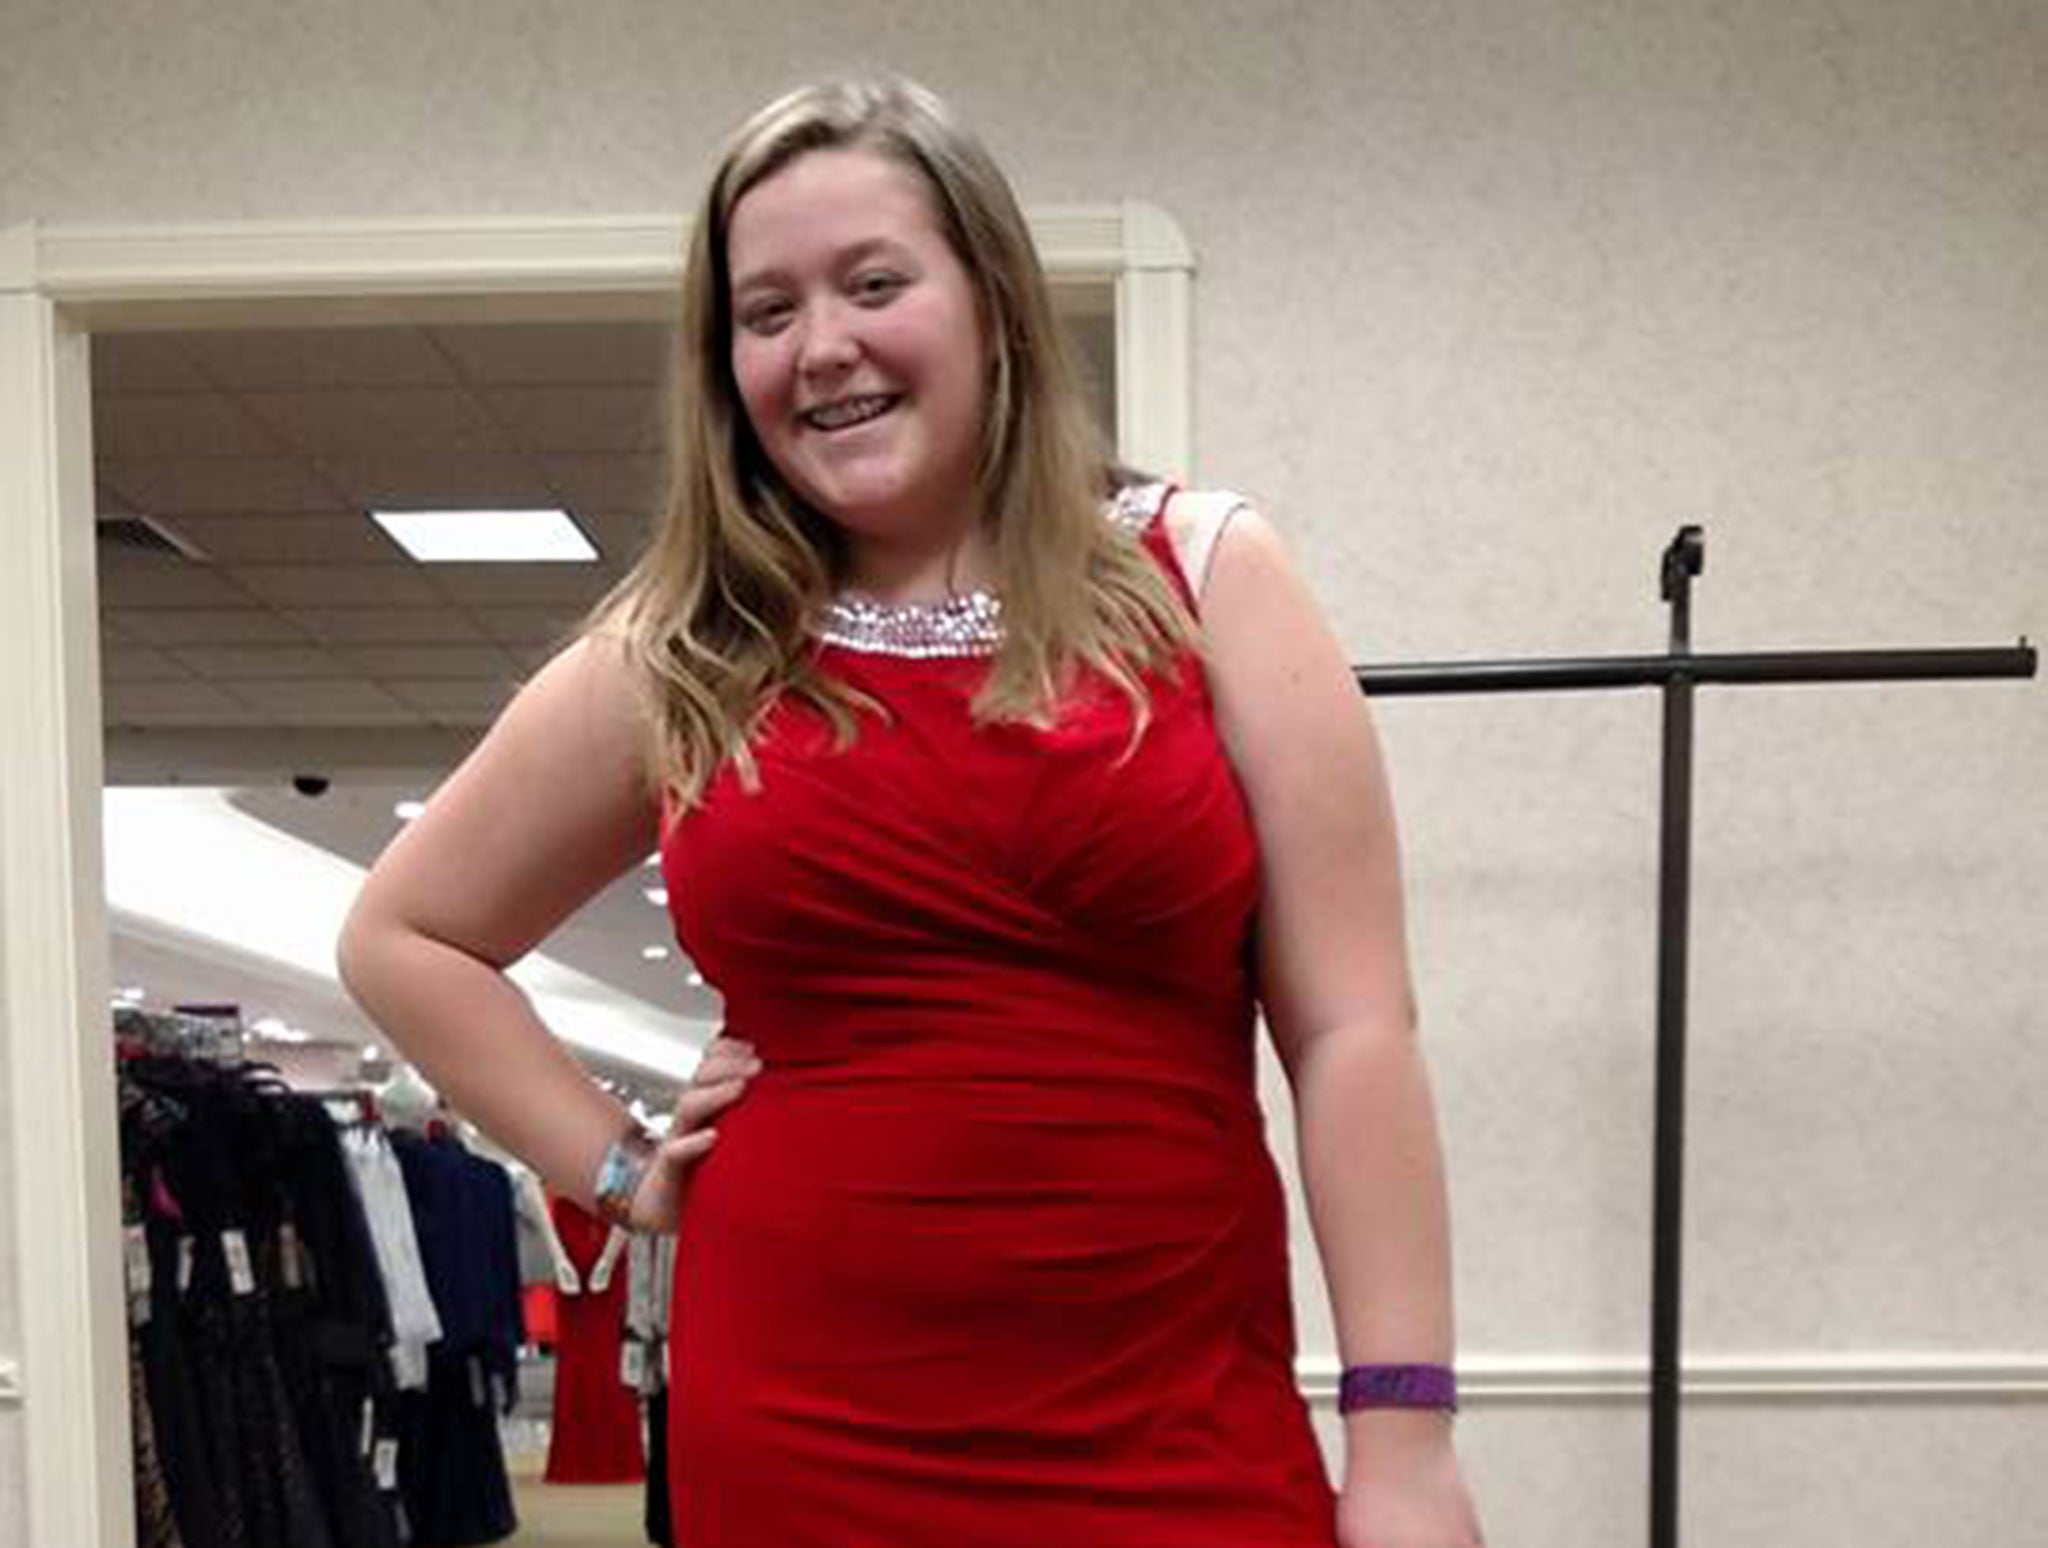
[726,146,990,561]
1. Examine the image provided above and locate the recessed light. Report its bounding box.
[394,800,426,822]
[641,945,671,961]
[371,508,599,564]
[686,970,705,988]
[643,886,669,907]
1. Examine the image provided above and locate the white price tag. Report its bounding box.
[620,1340,646,1391]
[176,1237,195,1294]
[124,1225,153,1297]
[372,1437,399,1491]
[278,1223,304,1290]
[221,1229,255,1297]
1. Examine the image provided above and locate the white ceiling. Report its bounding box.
[93,306,1117,1089]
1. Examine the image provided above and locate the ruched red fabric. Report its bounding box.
[658,502,1338,1547]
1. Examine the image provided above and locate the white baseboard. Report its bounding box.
[1300,1352,2048,1406]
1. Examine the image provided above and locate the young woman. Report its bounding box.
[340,77,1482,1548]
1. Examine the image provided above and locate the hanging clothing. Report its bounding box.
[626,1233,677,1547]
[643,1388,673,1548]
[521,1282,560,1350]
[389,1126,523,1548]
[123,1174,187,1548]
[509,1163,570,1288]
[543,1198,645,1485]
[117,1055,403,1548]
[341,1125,444,1390]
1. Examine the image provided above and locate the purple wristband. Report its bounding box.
[1338,1362,1458,1414]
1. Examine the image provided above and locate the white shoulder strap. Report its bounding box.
[1163,489,1249,606]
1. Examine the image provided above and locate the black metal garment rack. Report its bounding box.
[1347,527,2036,1548]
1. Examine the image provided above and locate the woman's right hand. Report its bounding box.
[626,1035,762,1233]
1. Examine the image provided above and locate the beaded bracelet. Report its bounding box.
[1337,1363,1458,1414]
[592,1123,657,1231]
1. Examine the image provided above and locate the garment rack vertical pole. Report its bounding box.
[1347,527,2034,1548]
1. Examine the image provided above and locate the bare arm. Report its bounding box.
[1200,509,1480,1545]
[337,633,721,1211]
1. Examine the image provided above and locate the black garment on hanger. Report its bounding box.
[119,1053,403,1548]
[389,1126,523,1548]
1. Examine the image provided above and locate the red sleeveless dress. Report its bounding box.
[543,1197,645,1484]
[658,486,1337,1547]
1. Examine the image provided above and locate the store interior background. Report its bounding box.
[3,3,2044,1546]
[95,318,737,1111]
[89,301,1121,1536]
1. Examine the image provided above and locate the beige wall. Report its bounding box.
[3,2,2043,1545]
[0,923,20,1548]
[0,1412,22,1548]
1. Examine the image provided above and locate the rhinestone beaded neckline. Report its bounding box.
[816,483,1164,658]
[820,589,1005,658]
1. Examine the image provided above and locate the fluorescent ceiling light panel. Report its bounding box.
[372,508,598,563]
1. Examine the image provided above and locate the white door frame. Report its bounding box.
[0,205,1194,1548]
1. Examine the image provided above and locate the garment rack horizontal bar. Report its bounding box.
[1353,643,2034,697]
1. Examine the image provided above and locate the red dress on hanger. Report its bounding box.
[658,486,1338,1547]
[543,1197,643,1484]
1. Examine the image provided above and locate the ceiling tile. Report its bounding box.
[386,679,518,719]
[502,640,570,673]
[224,678,420,724]
[176,327,460,389]
[479,385,666,453]
[101,643,193,684]
[103,678,270,726]
[337,644,518,679]
[114,608,313,646]
[538,453,665,516]
[98,559,263,609]
[577,511,653,567]
[433,321,671,386]
[314,450,557,509]
[422,563,615,607]
[243,388,514,457]
[470,605,589,647]
[102,456,342,515]
[94,392,289,460]
[1051,281,1116,322]
[97,479,140,515]
[285,607,490,645]
[229,564,447,608]
[167,513,409,566]
[92,335,211,392]
[165,645,355,681]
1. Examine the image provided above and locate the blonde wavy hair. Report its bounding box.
[589,77,1197,809]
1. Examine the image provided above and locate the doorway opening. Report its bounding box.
[0,205,1193,1547]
